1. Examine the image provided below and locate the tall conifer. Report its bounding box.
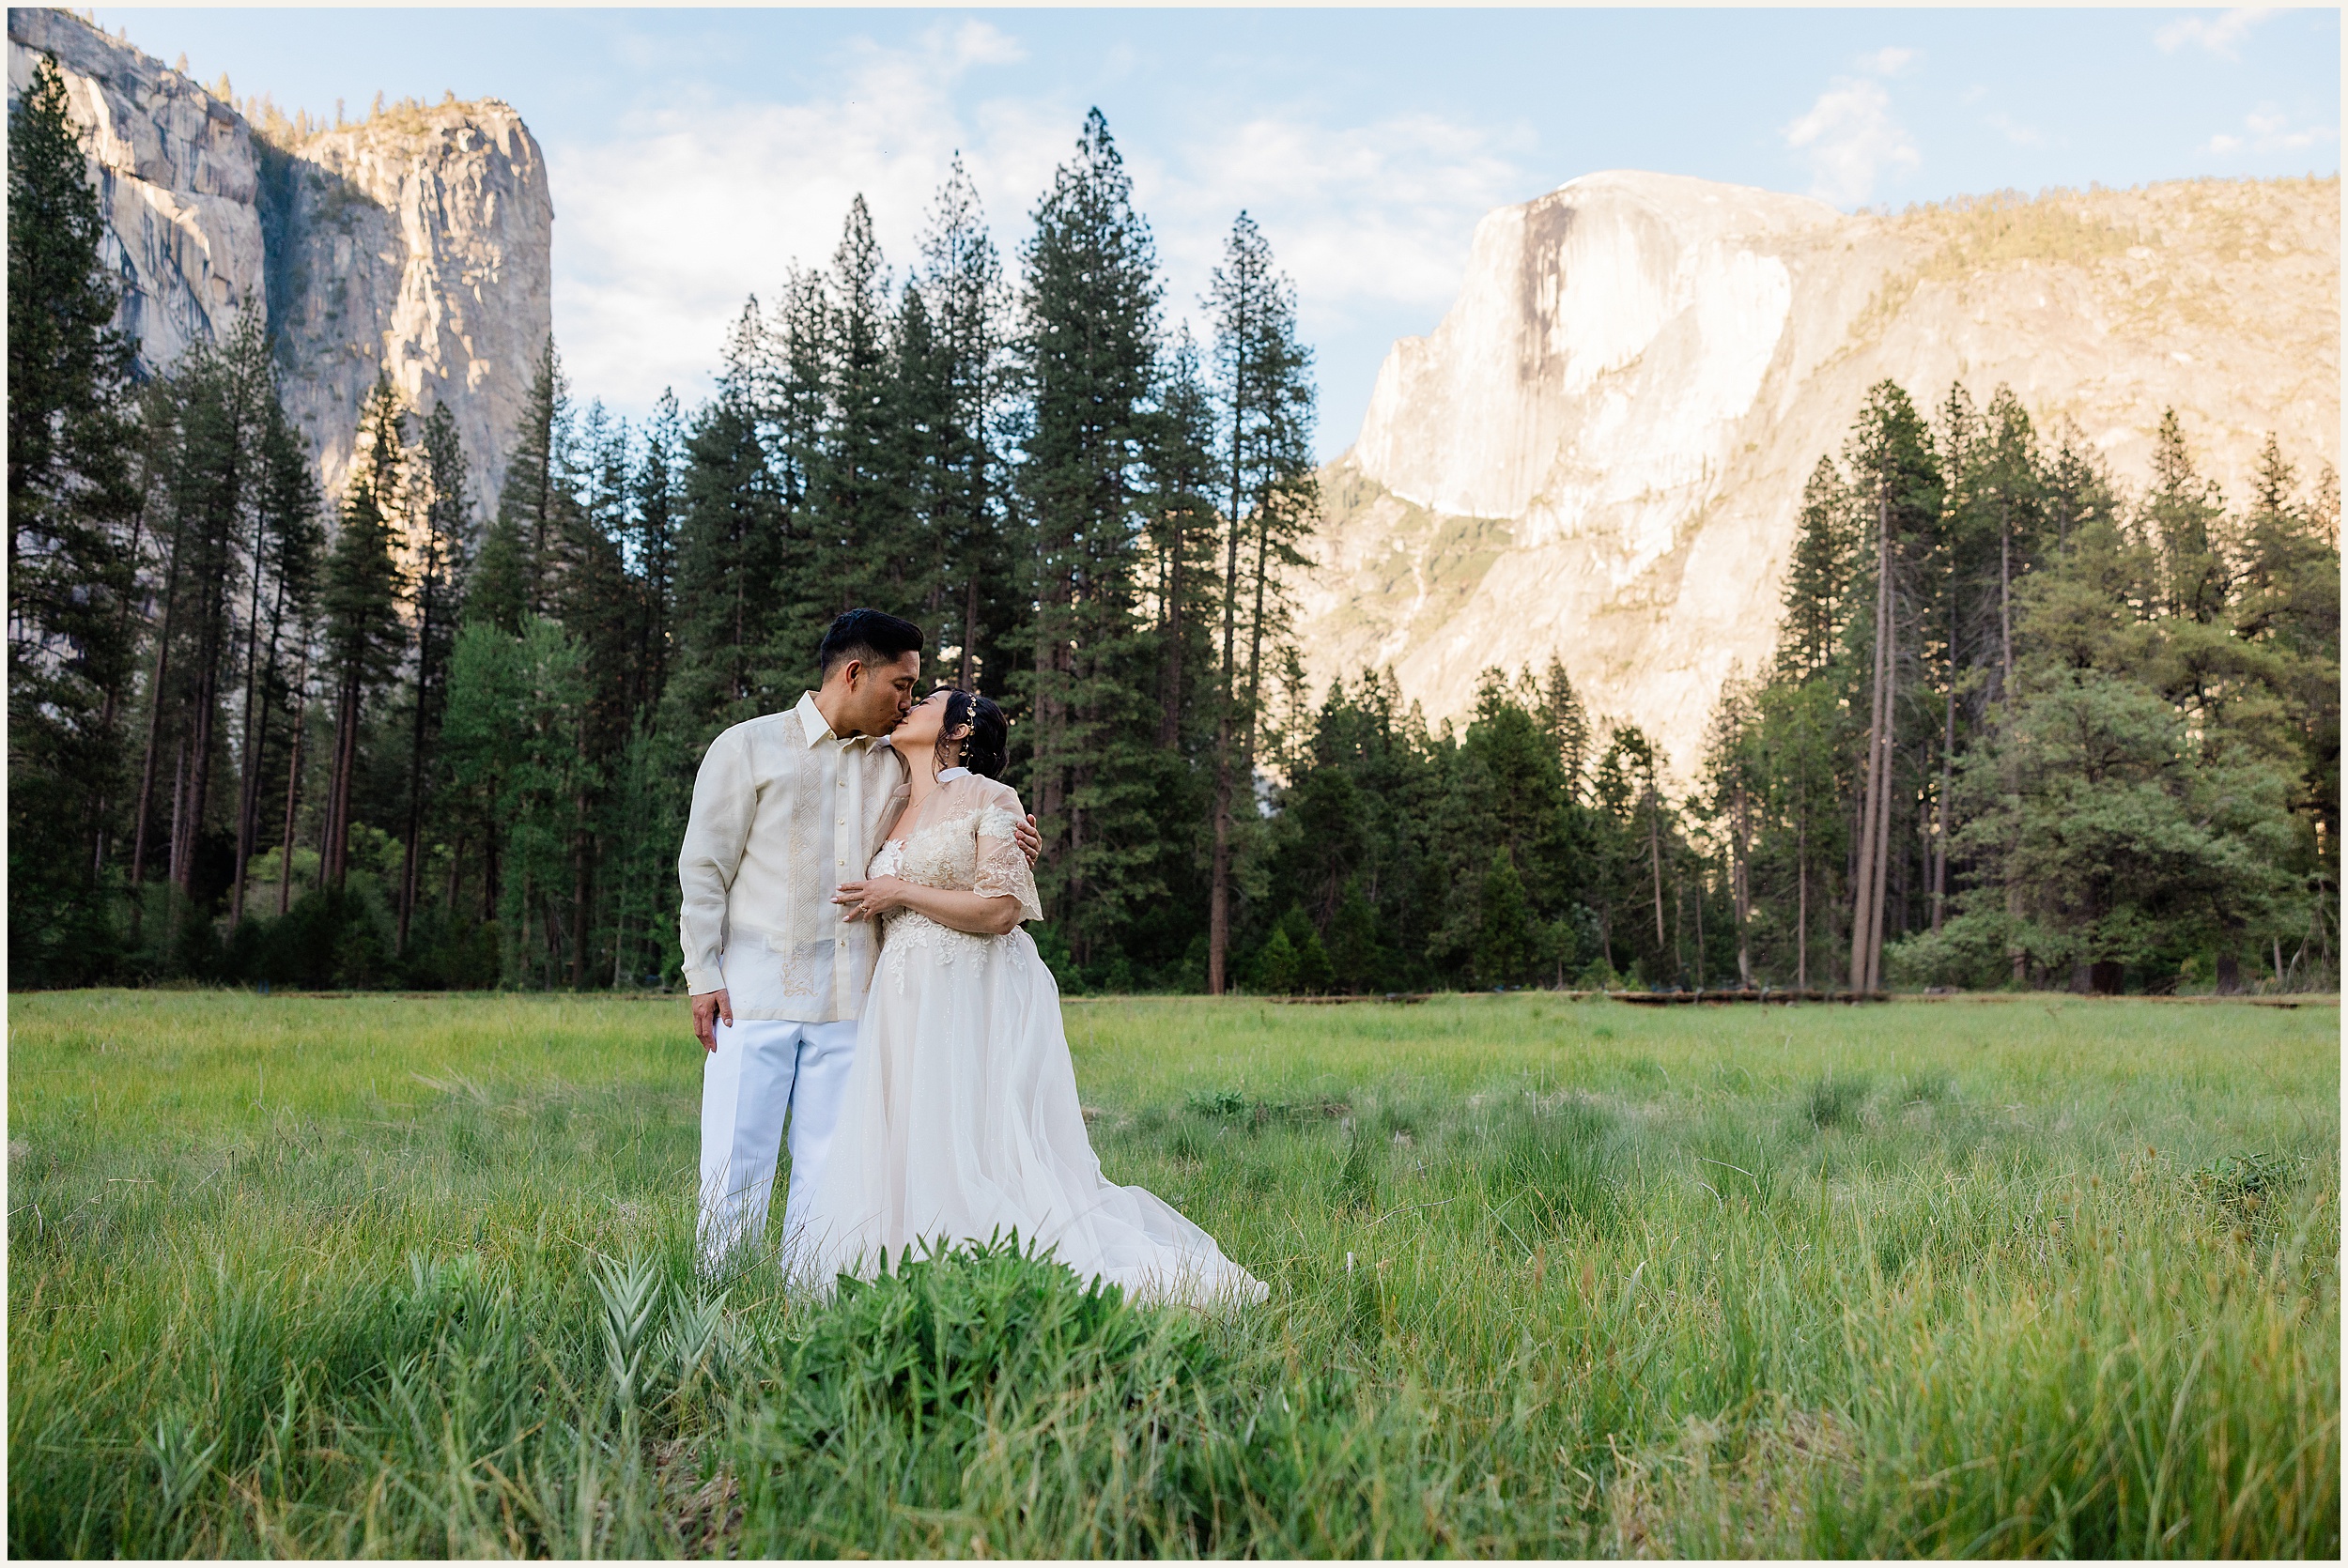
[1204,212,1317,993]
[1019,111,1166,961]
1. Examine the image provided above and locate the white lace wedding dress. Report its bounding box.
[789,770,1267,1308]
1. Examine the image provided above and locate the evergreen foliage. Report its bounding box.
[10,99,2333,997]
[8,54,146,981]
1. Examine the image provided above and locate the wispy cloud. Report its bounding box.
[2202,102,2339,155]
[1985,113,2044,147]
[546,18,1531,424]
[2155,8,2276,60]
[548,20,1048,409]
[1140,110,1531,345]
[1784,77,1920,206]
[1856,46,1919,77]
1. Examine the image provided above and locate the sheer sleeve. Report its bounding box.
[972,797,1043,925]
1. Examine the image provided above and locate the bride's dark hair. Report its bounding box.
[938,689,1009,779]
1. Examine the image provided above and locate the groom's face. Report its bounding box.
[841,651,921,736]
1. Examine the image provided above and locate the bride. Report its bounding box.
[793,686,1267,1307]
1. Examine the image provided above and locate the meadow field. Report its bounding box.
[7,989,2338,1558]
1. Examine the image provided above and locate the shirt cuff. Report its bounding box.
[683,963,723,996]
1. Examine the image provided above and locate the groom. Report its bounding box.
[677,608,1038,1270]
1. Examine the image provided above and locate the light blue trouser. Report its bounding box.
[697,1016,859,1268]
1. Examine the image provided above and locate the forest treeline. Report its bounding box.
[10,55,2338,995]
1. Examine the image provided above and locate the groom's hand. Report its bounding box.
[691,988,733,1053]
[1016,813,1042,868]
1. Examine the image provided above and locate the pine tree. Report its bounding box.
[1842,380,1941,992]
[669,323,787,736]
[1018,110,1168,963]
[629,389,684,716]
[1700,672,1761,987]
[1777,458,1853,682]
[128,315,282,928]
[1204,211,1318,993]
[229,392,324,926]
[319,377,412,889]
[478,338,570,630]
[916,157,1017,694]
[809,197,910,615]
[1145,329,1227,753]
[2143,409,2231,625]
[395,399,471,947]
[8,54,147,977]
[1979,387,2044,705]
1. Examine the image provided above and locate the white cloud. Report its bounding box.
[1783,78,1921,207]
[2155,8,2276,60]
[1856,46,1919,77]
[546,20,1530,428]
[1137,110,1531,345]
[548,20,1061,415]
[1985,112,2044,147]
[2201,102,2338,155]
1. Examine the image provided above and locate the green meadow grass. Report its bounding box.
[8,990,2338,1558]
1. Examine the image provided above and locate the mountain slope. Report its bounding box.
[1296,170,2340,777]
[7,6,551,507]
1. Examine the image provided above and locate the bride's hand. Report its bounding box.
[833,875,912,921]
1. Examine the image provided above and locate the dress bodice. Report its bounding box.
[867,774,1043,990]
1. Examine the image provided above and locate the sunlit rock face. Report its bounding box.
[1302,168,2341,780]
[265,102,551,505]
[7,7,265,370]
[7,8,551,509]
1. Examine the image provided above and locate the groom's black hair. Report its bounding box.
[818,608,924,678]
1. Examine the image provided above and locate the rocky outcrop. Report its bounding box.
[6,7,550,510]
[262,101,551,506]
[6,7,263,369]
[1299,170,2341,780]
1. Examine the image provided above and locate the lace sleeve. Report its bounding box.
[973,806,1043,924]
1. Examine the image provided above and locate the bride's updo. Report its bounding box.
[939,689,1009,779]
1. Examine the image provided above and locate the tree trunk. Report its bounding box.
[90,499,151,880]
[1646,782,1666,948]
[962,572,981,693]
[130,499,195,902]
[610,826,630,992]
[178,622,224,896]
[571,787,591,990]
[1207,469,1246,997]
[398,582,436,952]
[1849,488,1892,992]
[1243,516,1272,777]
[1999,502,2015,700]
[233,542,289,926]
[1865,643,1896,992]
[1932,684,1954,933]
[325,669,361,888]
[1796,815,1809,990]
[278,639,309,915]
[1158,519,1183,750]
[1733,773,1753,988]
[164,737,189,905]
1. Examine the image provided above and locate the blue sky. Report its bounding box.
[93,8,2342,458]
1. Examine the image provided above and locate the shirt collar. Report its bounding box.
[796,691,873,749]
[935,766,970,782]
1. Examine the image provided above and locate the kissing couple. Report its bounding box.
[677,608,1266,1307]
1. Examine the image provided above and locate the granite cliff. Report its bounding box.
[1298,170,2341,779]
[7,7,551,508]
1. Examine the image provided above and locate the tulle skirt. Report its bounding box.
[788,915,1267,1308]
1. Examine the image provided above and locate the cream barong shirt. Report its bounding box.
[677,692,911,1022]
